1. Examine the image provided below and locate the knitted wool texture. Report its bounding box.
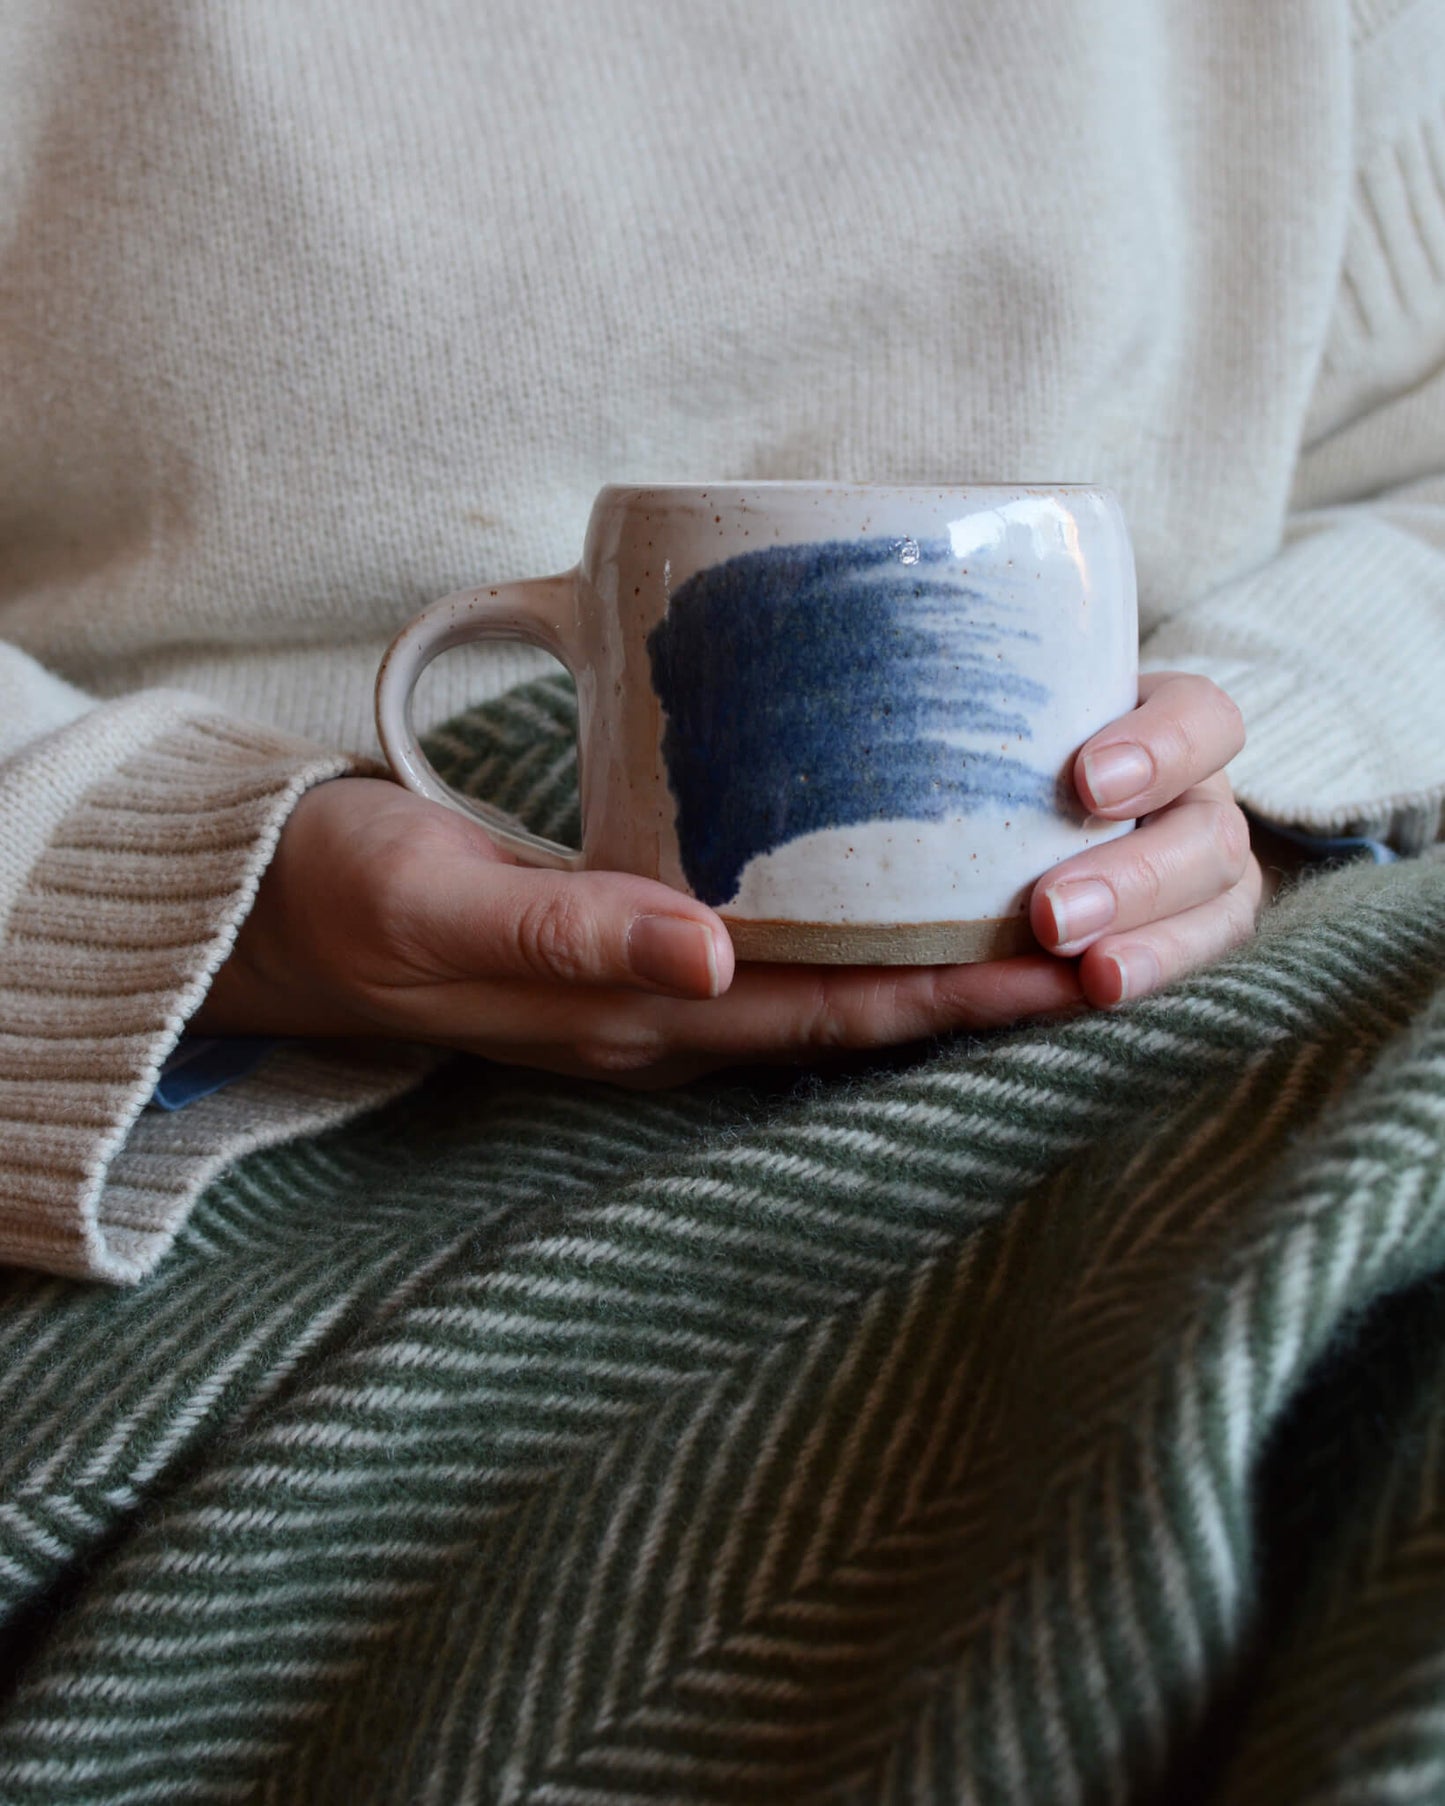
[2,0,1445,1277]
[0,679,1442,1802]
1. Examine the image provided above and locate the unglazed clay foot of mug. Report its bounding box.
[724,914,1038,965]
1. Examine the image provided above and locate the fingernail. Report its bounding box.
[1106,945,1161,1003]
[1043,877,1116,947]
[1083,742,1154,808]
[627,915,721,996]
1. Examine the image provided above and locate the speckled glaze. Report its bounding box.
[375,484,1139,962]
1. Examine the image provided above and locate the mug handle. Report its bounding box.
[374,571,584,871]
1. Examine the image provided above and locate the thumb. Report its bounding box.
[446,860,737,998]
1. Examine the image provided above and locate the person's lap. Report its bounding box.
[1,695,1441,1802]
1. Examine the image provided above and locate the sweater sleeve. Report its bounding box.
[1145,3,1445,853]
[0,645,432,1283]
[1138,2,1445,854]
[1140,475,1445,854]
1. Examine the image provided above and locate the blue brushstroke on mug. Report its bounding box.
[646,536,1064,907]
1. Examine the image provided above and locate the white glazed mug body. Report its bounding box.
[376,483,1139,963]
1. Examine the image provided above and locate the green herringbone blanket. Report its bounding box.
[2,677,1444,1804]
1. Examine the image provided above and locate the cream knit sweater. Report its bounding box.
[2,0,1443,1281]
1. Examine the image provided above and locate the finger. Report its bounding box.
[453,954,1085,1078]
[422,858,737,999]
[708,955,1085,1055]
[1075,855,1264,1008]
[1075,673,1245,817]
[1032,780,1251,954]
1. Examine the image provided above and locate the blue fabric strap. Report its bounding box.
[148,1036,279,1111]
[1260,820,1399,866]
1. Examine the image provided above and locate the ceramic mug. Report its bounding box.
[375,483,1138,963]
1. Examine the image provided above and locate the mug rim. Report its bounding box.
[599,480,1109,498]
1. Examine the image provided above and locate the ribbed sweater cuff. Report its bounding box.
[1147,648,1445,853]
[0,707,431,1283]
[1141,513,1445,854]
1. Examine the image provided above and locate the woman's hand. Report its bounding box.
[196,670,1259,1083]
[1029,671,1263,1005]
[195,777,1084,1085]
